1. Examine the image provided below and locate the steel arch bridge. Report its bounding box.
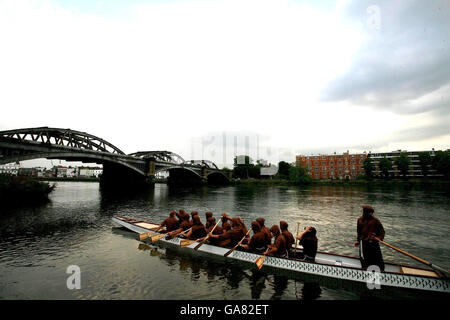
[0,127,230,186]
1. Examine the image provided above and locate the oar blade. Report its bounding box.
[255,256,265,270]
[139,232,152,241]
[151,233,166,243]
[180,239,197,247]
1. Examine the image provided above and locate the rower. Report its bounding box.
[280,221,295,257]
[210,218,246,248]
[221,212,232,227]
[263,225,288,258]
[205,211,214,229]
[296,226,318,262]
[157,210,180,233]
[240,221,268,254]
[221,213,248,239]
[205,217,223,245]
[256,217,272,246]
[354,205,385,271]
[168,212,192,238]
[184,215,207,240]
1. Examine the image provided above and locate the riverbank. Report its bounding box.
[230,177,450,187]
[0,174,55,205]
[36,176,100,182]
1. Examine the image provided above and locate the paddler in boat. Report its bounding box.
[184,215,207,240]
[221,213,249,242]
[263,225,288,258]
[178,210,189,224]
[296,226,318,262]
[240,221,269,254]
[221,212,232,227]
[256,217,272,246]
[280,221,295,257]
[205,211,214,229]
[354,205,385,271]
[205,217,223,245]
[167,212,192,238]
[209,217,246,248]
[156,210,180,233]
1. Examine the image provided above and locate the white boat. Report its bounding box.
[112,216,449,294]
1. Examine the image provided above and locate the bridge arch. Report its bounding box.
[206,171,230,184]
[0,127,125,154]
[0,151,146,176]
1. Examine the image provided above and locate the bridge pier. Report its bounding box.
[100,162,154,189]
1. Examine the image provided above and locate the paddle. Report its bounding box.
[150,233,167,242]
[194,220,221,250]
[224,229,251,257]
[374,236,450,278]
[139,231,158,241]
[294,221,300,258]
[139,226,164,241]
[166,228,185,239]
[255,253,266,270]
[180,239,197,247]
[151,227,192,243]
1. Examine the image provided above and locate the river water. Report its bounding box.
[0,181,449,300]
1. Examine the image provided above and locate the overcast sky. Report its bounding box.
[1,0,449,168]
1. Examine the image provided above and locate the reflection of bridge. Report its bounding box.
[0,127,230,186]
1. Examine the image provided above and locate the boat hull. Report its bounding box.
[112,216,450,294]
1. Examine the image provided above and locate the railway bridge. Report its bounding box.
[0,127,230,186]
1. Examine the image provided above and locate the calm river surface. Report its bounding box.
[0,182,449,300]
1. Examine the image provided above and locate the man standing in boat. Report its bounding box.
[355,205,385,271]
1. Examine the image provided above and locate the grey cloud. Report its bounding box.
[320,0,450,115]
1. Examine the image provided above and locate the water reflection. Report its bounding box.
[134,239,325,300]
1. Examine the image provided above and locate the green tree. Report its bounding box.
[432,150,450,178]
[288,165,312,184]
[418,152,432,177]
[233,155,260,179]
[394,152,411,178]
[363,157,375,179]
[378,157,392,179]
[277,161,292,179]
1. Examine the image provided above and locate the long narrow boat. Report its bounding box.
[112,216,449,294]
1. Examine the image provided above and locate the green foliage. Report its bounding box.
[378,157,393,179]
[418,152,432,177]
[288,165,312,184]
[277,161,292,179]
[363,157,375,179]
[432,150,450,178]
[232,155,260,179]
[0,174,55,202]
[394,152,411,177]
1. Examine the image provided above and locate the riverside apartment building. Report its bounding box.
[296,151,367,180]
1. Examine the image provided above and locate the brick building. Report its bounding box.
[296,151,367,180]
